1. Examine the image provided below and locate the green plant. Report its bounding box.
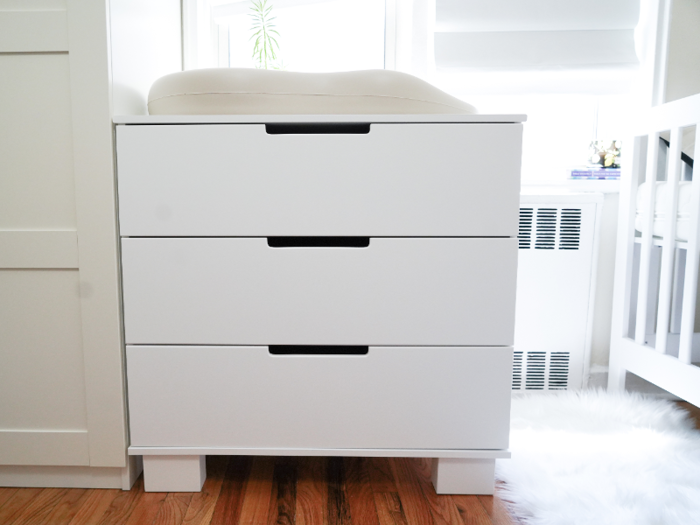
[249,0,280,69]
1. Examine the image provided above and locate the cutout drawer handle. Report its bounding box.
[265,123,370,135]
[267,237,370,248]
[269,345,369,355]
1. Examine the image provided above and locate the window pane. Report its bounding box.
[221,0,385,72]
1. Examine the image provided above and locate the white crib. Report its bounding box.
[609,92,700,406]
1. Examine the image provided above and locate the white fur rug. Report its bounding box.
[496,391,700,525]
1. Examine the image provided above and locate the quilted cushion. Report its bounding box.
[148,68,477,115]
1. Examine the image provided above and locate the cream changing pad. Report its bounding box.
[148,68,477,115]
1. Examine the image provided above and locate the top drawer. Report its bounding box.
[116,123,522,237]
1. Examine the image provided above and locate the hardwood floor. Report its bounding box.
[0,457,521,525]
[678,401,700,429]
[3,402,697,525]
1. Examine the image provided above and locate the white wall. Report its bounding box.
[444,93,639,184]
[665,0,700,103]
[110,0,182,115]
[590,192,620,367]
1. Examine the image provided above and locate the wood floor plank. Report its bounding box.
[182,455,230,525]
[38,489,89,525]
[267,458,297,525]
[678,401,700,430]
[412,458,433,482]
[407,458,462,525]
[326,457,350,525]
[65,489,122,525]
[366,458,398,494]
[295,457,326,525]
[97,477,145,525]
[152,492,193,525]
[373,492,409,525]
[344,458,380,525]
[0,488,20,510]
[367,458,409,525]
[0,488,44,524]
[8,487,68,525]
[451,496,493,525]
[389,458,434,525]
[237,456,275,525]
[122,489,168,525]
[477,494,518,525]
[210,456,252,525]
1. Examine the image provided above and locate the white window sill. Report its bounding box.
[522,179,620,194]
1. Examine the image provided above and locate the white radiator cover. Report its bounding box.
[514,192,604,390]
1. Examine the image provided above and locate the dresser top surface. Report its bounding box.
[113,114,527,125]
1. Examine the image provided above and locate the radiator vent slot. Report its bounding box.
[525,351,546,389]
[512,351,524,389]
[518,208,533,249]
[559,209,582,250]
[519,207,582,251]
[548,352,570,390]
[512,351,571,391]
[535,209,557,249]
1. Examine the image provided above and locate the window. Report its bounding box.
[185,0,645,183]
[187,0,385,72]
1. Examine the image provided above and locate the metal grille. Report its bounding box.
[518,208,533,249]
[525,351,546,389]
[548,352,570,390]
[559,209,582,250]
[512,351,571,391]
[518,207,582,251]
[535,209,557,249]
[512,351,524,389]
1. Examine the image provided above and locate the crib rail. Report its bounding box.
[651,127,681,355]
[632,96,700,361]
[610,93,700,404]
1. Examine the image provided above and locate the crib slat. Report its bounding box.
[679,127,700,364]
[609,135,647,390]
[670,248,686,333]
[618,136,646,340]
[635,132,661,344]
[655,127,682,354]
[646,248,662,337]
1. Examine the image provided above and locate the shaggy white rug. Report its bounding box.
[496,391,700,525]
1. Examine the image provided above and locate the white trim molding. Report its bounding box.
[67,0,129,467]
[0,459,141,490]
[130,447,511,459]
[0,430,89,466]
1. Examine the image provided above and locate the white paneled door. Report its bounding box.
[0,0,130,485]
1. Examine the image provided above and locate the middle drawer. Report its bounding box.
[121,237,517,346]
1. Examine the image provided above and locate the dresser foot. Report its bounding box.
[431,457,496,495]
[142,455,206,492]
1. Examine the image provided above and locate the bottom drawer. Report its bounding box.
[127,346,512,450]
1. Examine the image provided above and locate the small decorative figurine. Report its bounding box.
[589,140,621,168]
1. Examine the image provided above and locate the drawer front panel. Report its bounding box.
[116,123,522,237]
[126,345,512,450]
[121,237,517,346]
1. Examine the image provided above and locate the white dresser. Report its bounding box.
[115,114,524,494]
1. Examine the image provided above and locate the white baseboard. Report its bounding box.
[122,454,143,490]
[587,365,681,400]
[0,456,142,490]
